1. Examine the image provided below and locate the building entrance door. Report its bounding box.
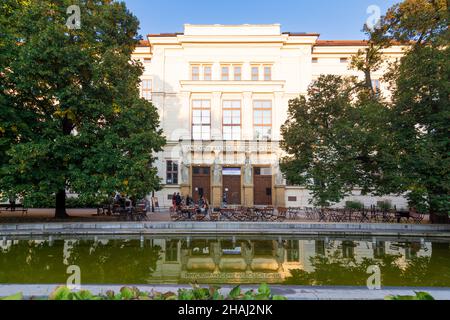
[192,166,211,203]
[222,168,241,205]
[253,167,272,206]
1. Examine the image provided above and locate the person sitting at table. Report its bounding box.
[186,196,194,207]
[125,197,133,212]
[171,192,177,210]
[8,195,16,212]
[197,196,209,215]
[118,194,126,209]
[175,193,182,209]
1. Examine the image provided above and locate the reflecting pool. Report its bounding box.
[1,236,449,287]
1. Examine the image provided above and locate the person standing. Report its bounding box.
[172,192,177,210]
[8,195,16,212]
[175,192,182,208]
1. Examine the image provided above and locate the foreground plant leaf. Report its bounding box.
[1,292,23,300]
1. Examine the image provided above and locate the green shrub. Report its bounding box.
[1,284,287,301]
[23,194,110,208]
[377,200,392,211]
[23,193,55,208]
[345,201,364,210]
[385,292,434,300]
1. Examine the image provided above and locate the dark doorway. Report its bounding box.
[223,167,241,205]
[192,166,211,203]
[253,167,272,206]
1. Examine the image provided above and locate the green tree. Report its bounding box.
[280,75,392,206]
[281,0,449,223]
[0,0,165,217]
[374,0,449,222]
[0,0,31,195]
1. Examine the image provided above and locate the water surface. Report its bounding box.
[1,235,449,287]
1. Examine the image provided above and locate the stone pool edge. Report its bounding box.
[1,222,449,237]
[1,284,450,300]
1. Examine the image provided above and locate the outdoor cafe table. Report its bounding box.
[395,210,411,223]
[180,207,196,219]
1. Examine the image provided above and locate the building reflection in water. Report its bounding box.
[0,237,438,285]
[148,238,433,284]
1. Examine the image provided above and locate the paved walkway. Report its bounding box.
[0,208,172,223]
[0,208,432,223]
[1,284,449,300]
[1,221,449,238]
[1,209,447,238]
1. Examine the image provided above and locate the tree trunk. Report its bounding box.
[430,211,449,224]
[429,203,449,224]
[54,116,73,219]
[55,189,69,219]
[429,191,449,224]
[364,69,373,91]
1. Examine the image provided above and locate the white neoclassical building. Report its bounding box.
[132,24,408,209]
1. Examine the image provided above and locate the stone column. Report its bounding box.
[211,153,223,208]
[242,92,253,140]
[180,147,191,197]
[243,153,254,207]
[178,91,191,141]
[212,242,222,274]
[273,155,286,208]
[272,91,284,141]
[211,92,222,140]
[242,241,254,273]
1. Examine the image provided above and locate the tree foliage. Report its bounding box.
[379,0,449,221]
[0,0,166,217]
[281,0,449,222]
[280,76,392,206]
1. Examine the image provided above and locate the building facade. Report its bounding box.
[132,24,408,209]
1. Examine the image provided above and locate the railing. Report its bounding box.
[178,139,282,154]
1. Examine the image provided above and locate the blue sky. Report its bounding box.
[122,0,402,40]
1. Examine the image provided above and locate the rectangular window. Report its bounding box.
[251,66,259,81]
[191,65,200,80]
[342,241,355,258]
[315,240,325,256]
[141,79,152,101]
[221,66,230,81]
[286,240,299,262]
[223,100,241,140]
[374,241,386,259]
[165,240,179,262]
[253,100,272,140]
[192,99,211,140]
[264,66,272,81]
[312,58,318,63]
[222,168,241,176]
[166,160,178,185]
[254,167,272,176]
[340,58,348,63]
[233,66,242,81]
[204,65,212,81]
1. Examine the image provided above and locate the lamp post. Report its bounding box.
[151,191,155,213]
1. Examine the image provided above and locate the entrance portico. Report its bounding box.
[177,140,286,208]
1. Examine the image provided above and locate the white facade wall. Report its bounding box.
[132,25,408,208]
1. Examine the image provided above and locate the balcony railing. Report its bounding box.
[177,139,281,154]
